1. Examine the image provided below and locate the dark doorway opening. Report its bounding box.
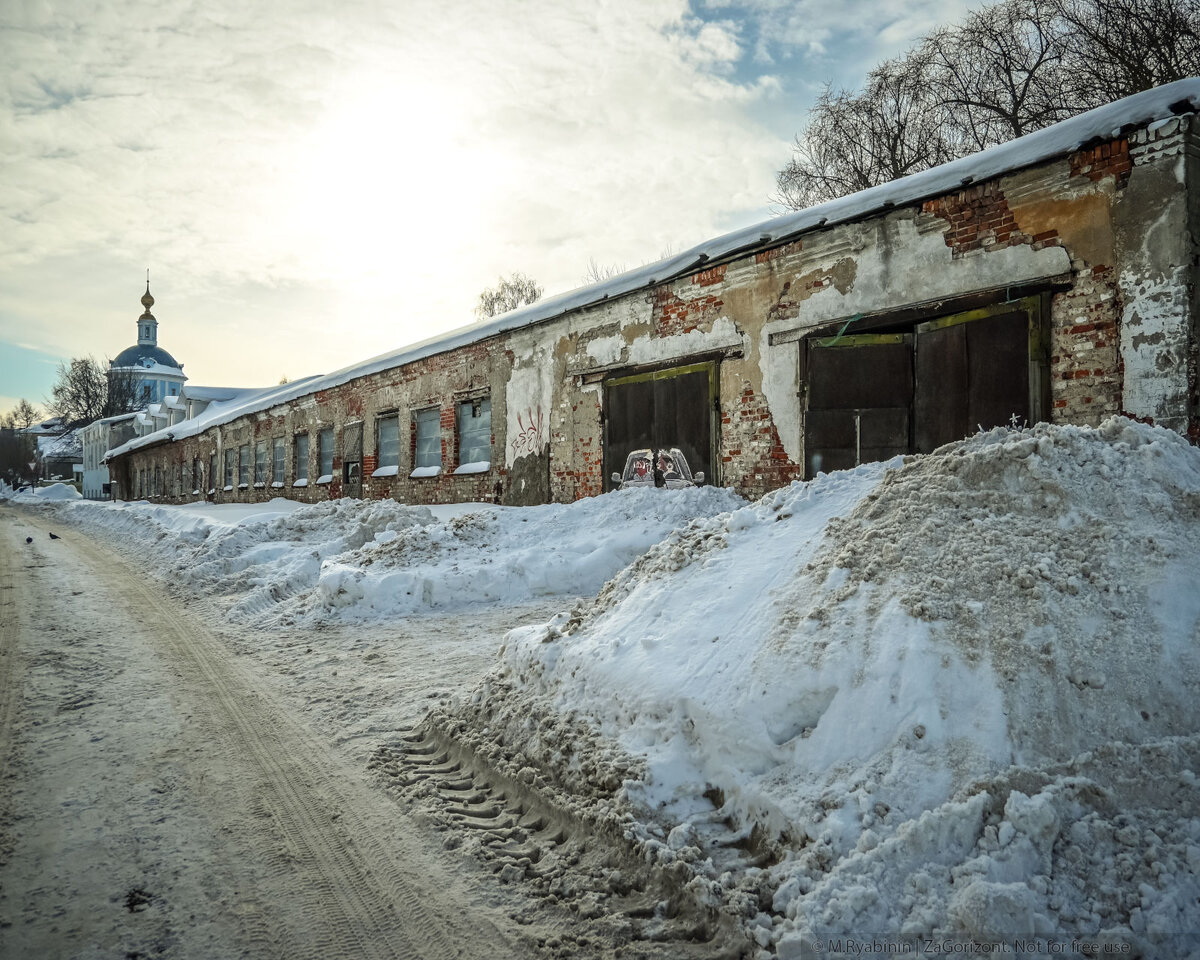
[803,296,1048,477]
[342,421,363,499]
[604,362,718,492]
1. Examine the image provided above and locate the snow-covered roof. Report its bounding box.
[109,79,1200,462]
[182,385,258,403]
[107,375,325,460]
[40,428,82,460]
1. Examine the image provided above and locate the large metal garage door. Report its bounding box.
[914,307,1031,453]
[604,362,717,492]
[804,297,1045,476]
[804,333,913,477]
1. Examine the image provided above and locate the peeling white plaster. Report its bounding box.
[1119,265,1191,430]
[506,349,553,468]
[586,336,624,367]
[625,316,746,367]
[760,329,802,463]
[765,219,1073,340]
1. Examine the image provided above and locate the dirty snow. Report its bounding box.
[491,418,1200,954]
[20,417,1200,955]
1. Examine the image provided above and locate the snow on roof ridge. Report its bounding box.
[111,79,1200,460]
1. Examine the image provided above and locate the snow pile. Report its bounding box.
[11,482,83,501]
[490,418,1200,951]
[55,487,744,624]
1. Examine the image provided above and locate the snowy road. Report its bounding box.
[0,506,534,960]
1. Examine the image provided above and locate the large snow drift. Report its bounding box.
[52,487,744,623]
[490,418,1200,952]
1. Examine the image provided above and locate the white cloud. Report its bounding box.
[0,0,960,391]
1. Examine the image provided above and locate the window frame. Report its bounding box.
[238,444,250,487]
[294,432,310,485]
[254,440,267,486]
[411,406,442,476]
[317,426,335,482]
[272,436,285,485]
[374,412,400,476]
[454,395,491,474]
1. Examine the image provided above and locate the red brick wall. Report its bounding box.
[720,382,804,500]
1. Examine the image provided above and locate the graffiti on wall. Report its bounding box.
[611,447,704,490]
[511,409,545,458]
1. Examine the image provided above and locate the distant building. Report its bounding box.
[109,281,187,405]
[80,412,137,499]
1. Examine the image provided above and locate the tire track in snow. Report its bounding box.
[26,510,521,960]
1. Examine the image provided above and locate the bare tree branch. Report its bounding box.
[475,273,544,319]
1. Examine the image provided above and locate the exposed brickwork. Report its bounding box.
[652,288,724,338]
[551,394,603,502]
[1049,265,1122,424]
[1070,138,1132,187]
[692,264,727,287]
[923,182,1054,258]
[720,382,803,500]
[111,120,1196,510]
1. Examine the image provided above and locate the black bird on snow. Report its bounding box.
[25,536,32,544]
[48,532,60,540]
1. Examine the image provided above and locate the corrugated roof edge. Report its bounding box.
[109,78,1200,462]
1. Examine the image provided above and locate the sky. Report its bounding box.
[0,0,976,418]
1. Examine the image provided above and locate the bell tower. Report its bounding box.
[138,271,158,347]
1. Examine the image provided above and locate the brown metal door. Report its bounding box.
[804,333,912,477]
[342,421,363,499]
[915,309,1030,453]
[604,363,716,491]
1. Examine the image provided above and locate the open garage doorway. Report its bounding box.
[603,362,718,492]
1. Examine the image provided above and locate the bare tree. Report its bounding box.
[1053,0,1200,105]
[103,364,142,418]
[923,0,1071,150]
[583,258,626,285]
[475,273,543,319]
[12,398,40,430]
[48,356,142,428]
[0,399,40,486]
[776,54,961,209]
[775,0,1200,211]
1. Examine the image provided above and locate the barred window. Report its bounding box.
[456,397,491,470]
[224,449,235,488]
[272,437,285,483]
[254,441,267,484]
[238,444,250,486]
[294,433,309,483]
[413,407,441,472]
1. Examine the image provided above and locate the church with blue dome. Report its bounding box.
[109,279,186,404]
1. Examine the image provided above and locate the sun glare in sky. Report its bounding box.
[0,0,970,414]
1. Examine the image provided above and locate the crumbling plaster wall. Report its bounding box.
[115,124,1197,507]
[1114,116,1199,434]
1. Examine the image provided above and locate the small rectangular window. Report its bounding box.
[224,449,235,488]
[238,444,250,486]
[413,407,441,473]
[272,437,285,484]
[456,397,491,472]
[210,454,217,492]
[376,414,399,472]
[318,427,334,481]
[254,441,267,484]
[294,433,310,483]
